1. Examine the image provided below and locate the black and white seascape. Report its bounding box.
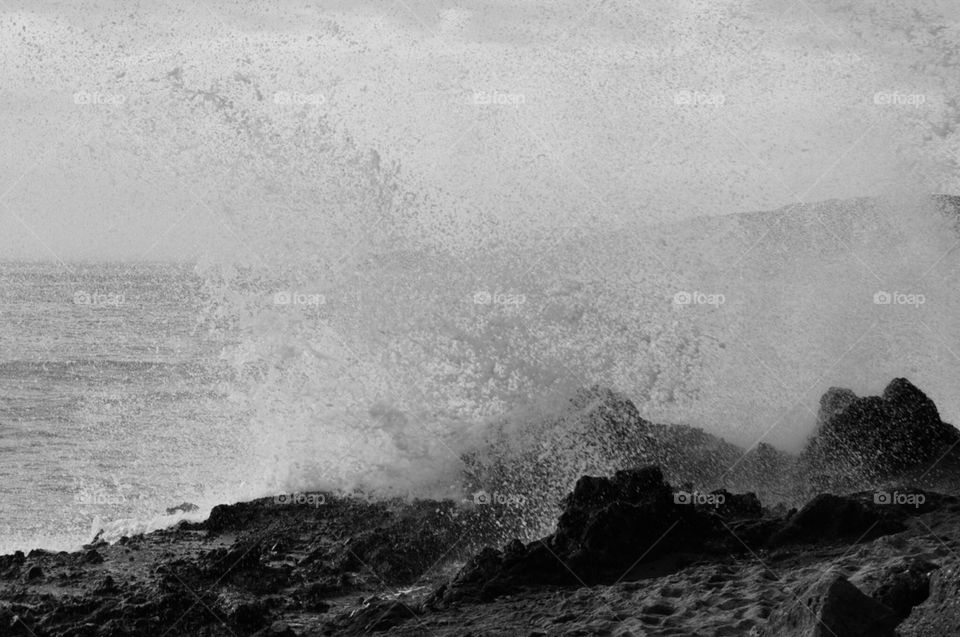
[2,2,960,636]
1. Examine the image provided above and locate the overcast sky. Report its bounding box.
[0,0,958,261]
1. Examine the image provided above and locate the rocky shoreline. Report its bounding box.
[3,378,960,636]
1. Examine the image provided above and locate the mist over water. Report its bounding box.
[3,2,960,546]
[205,194,960,504]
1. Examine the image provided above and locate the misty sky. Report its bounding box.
[1,0,958,261]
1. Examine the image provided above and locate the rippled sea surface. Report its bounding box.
[0,261,247,553]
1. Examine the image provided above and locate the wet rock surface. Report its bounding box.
[4,379,960,635]
[898,565,960,636]
[429,466,941,609]
[760,572,900,637]
[803,377,960,483]
[1,471,957,636]
[0,494,494,636]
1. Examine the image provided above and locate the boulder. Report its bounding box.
[548,466,686,572]
[431,466,732,603]
[767,494,906,547]
[870,556,937,619]
[802,378,959,480]
[882,377,941,424]
[93,575,119,595]
[761,572,899,636]
[460,386,658,539]
[897,566,960,636]
[165,502,199,515]
[432,464,925,607]
[462,385,797,538]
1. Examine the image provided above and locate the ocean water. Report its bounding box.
[3,2,960,560]
[4,195,960,554]
[0,261,248,553]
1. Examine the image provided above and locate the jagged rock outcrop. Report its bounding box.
[461,385,796,539]
[460,386,666,539]
[761,572,900,637]
[1,463,952,636]
[766,494,907,548]
[817,387,859,426]
[430,466,744,603]
[802,378,959,483]
[5,378,959,636]
[431,465,939,610]
[859,556,939,620]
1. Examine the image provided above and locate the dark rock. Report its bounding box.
[355,599,420,633]
[882,377,941,423]
[3,612,36,637]
[761,572,899,636]
[203,501,262,534]
[224,598,271,631]
[252,621,298,637]
[94,575,119,595]
[709,489,763,519]
[343,500,467,584]
[722,516,786,549]
[870,557,937,619]
[462,385,799,542]
[82,532,108,550]
[25,565,43,581]
[291,582,334,612]
[165,502,200,515]
[97,618,133,636]
[0,551,25,579]
[803,378,959,480]
[204,541,263,577]
[817,387,859,426]
[432,466,734,603]
[432,463,929,609]
[897,565,960,636]
[460,386,659,538]
[767,494,905,547]
[85,549,105,564]
[548,466,689,576]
